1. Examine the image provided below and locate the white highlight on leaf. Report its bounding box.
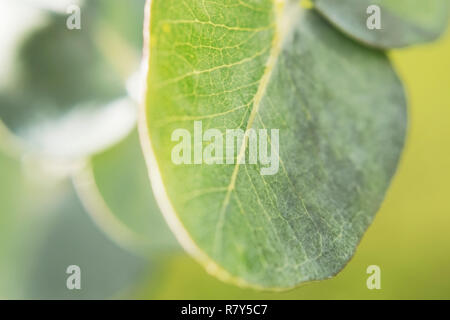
[0,1,46,87]
[24,0,83,13]
[20,97,137,159]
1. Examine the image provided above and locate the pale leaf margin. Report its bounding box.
[73,162,156,257]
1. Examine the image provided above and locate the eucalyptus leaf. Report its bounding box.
[141,0,407,289]
[312,0,449,48]
[75,130,178,255]
[0,1,145,158]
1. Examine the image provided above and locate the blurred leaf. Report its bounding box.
[141,1,407,289]
[0,1,146,158]
[0,141,156,299]
[0,151,29,298]
[91,0,146,50]
[75,130,179,255]
[0,149,151,299]
[25,183,150,300]
[312,0,449,48]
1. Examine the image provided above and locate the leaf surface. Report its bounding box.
[141,0,407,288]
[312,0,449,48]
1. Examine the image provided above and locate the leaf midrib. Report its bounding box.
[213,0,302,254]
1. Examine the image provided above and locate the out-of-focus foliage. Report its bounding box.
[0,0,145,159]
[26,184,150,299]
[0,150,31,298]
[75,130,179,255]
[0,150,151,299]
[0,0,157,300]
[312,0,449,48]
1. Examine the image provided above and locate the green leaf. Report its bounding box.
[74,129,178,255]
[141,1,407,289]
[0,1,145,158]
[312,0,449,48]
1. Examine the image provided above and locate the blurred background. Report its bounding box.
[0,0,449,299]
